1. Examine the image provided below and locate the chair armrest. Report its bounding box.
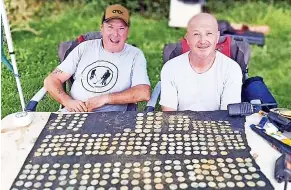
[145,81,161,112]
[127,103,137,111]
[26,87,47,111]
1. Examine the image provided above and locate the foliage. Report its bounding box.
[87,0,291,18]
[87,0,170,18]
[3,0,41,34]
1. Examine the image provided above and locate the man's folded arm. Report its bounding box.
[85,84,150,112]
[44,68,87,112]
[108,84,151,104]
[44,68,72,105]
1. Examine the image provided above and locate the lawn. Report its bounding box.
[1,1,291,118]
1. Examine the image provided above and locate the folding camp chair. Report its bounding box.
[145,35,271,112]
[26,32,137,111]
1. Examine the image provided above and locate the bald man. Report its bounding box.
[160,13,242,111]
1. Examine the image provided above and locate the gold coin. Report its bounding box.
[202,164,210,170]
[154,178,162,183]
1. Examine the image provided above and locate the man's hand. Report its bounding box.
[64,99,88,112]
[85,95,110,112]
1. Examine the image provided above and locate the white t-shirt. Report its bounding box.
[58,39,150,112]
[159,51,242,111]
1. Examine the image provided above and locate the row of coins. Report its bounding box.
[168,125,235,133]
[13,157,267,190]
[165,117,234,134]
[168,117,230,125]
[34,145,245,157]
[192,120,230,124]
[43,132,244,140]
[48,114,88,131]
[136,113,234,134]
[136,112,163,117]
[34,132,246,157]
[168,119,233,133]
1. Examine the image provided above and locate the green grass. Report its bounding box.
[1,1,291,118]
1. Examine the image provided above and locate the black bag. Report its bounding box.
[242,76,277,110]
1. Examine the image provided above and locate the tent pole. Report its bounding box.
[1,0,26,111]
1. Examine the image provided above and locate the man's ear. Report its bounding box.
[184,33,189,43]
[100,24,104,36]
[216,31,220,44]
[127,28,130,39]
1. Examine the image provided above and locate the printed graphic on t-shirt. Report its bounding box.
[81,60,118,93]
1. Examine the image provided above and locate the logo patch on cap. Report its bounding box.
[112,10,123,15]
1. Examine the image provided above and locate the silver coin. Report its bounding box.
[208,182,217,188]
[237,181,245,188]
[252,173,260,179]
[111,178,119,185]
[247,181,256,187]
[198,182,207,188]
[169,184,178,190]
[164,177,173,183]
[244,174,253,180]
[15,180,24,187]
[137,113,144,117]
[48,175,56,181]
[196,174,204,180]
[218,182,226,188]
[226,181,235,188]
[248,166,257,172]
[257,180,266,187]
[234,175,243,181]
[44,182,53,187]
[223,173,231,179]
[24,181,33,188]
